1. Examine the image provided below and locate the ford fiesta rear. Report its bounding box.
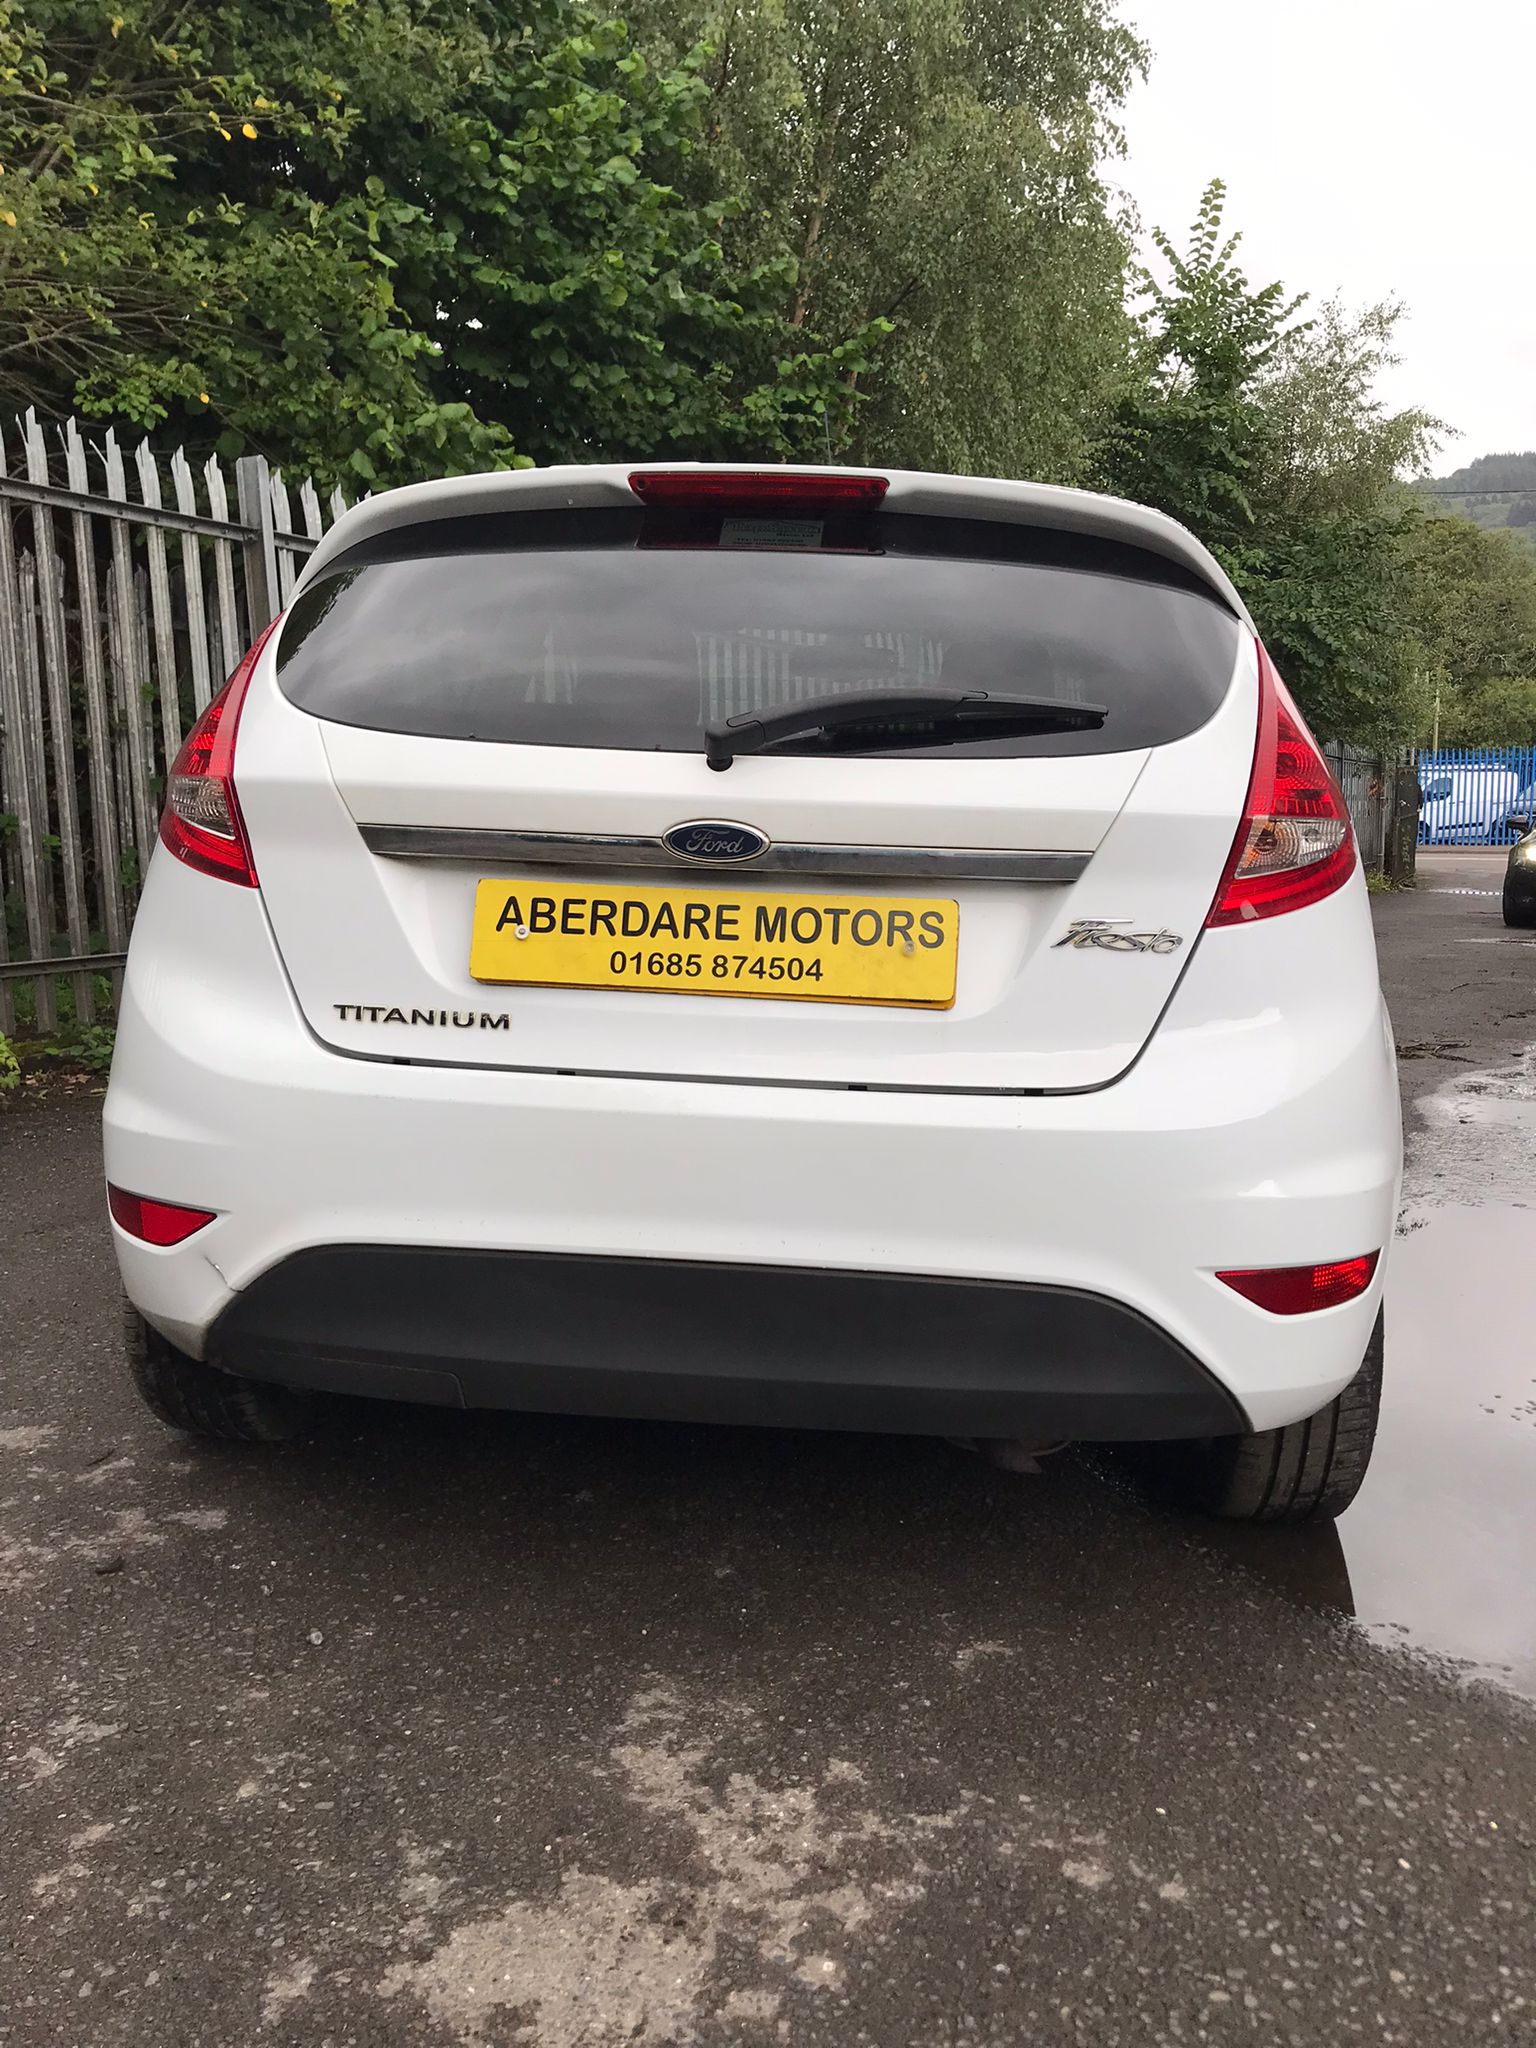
[104,465,1399,1523]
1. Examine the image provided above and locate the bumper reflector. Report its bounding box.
[107,1185,216,1247]
[1217,1252,1379,1316]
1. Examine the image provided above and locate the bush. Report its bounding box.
[1438,676,1536,747]
[39,1021,116,1076]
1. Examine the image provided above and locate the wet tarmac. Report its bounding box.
[1343,1205,1536,1695]
[1207,851,1536,1696]
[1208,1200,1536,1700]
[4,848,1536,2046]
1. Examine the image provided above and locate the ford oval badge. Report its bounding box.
[662,820,770,864]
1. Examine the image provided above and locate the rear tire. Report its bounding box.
[1134,1311,1383,1524]
[124,1303,309,1443]
[1503,879,1536,927]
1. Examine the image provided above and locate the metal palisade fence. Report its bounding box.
[0,412,350,1035]
[1415,747,1536,847]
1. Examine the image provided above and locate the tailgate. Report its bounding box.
[233,482,1255,1093]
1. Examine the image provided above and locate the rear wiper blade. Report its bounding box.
[704,688,1107,772]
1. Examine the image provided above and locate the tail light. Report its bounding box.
[158,619,279,887]
[1217,1253,1379,1315]
[1206,639,1356,926]
[107,1185,216,1246]
[628,470,889,511]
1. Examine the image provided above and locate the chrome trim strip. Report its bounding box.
[358,824,1091,885]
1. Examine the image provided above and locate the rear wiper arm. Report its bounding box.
[705,688,1107,772]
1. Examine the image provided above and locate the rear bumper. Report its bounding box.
[207,1246,1244,1439]
[105,858,1400,1438]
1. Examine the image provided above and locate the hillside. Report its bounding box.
[1417,451,1536,539]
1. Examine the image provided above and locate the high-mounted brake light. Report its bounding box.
[628,470,889,510]
[1206,638,1356,926]
[158,618,279,887]
[107,1185,217,1247]
[1217,1253,1380,1316]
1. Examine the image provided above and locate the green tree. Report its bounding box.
[0,0,877,484]
[1258,298,1437,522]
[630,0,1145,480]
[1096,181,1438,742]
[1394,513,1536,741]
[0,0,501,477]
[1438,676,1536,747]
[1094,181,1301,536]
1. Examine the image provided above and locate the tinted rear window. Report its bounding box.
[276,508,1240,759]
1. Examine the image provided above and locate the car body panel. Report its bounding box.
[104,846,1398,1436]
[105,463,1399,1445]
[230,629,1258,1091]
[294,463,1258,625]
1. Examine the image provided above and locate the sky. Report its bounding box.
[1114,0,1536,474]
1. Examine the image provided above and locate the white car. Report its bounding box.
[104,466,1400,1521]
[1419,761,1530,845]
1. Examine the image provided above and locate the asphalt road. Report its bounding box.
[3,851,1535,2047]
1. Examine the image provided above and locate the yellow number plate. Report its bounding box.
[469,879,958,1008]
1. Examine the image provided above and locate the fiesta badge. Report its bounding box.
[662,820,769,863]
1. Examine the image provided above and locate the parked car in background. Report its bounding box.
[1504,827,1536,925]
[1419,762,1524,844]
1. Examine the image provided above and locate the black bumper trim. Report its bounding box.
[207,1247,1247,1441]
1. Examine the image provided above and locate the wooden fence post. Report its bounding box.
[0,413,348,1030]
[236,455,280,633]
[24,413,92,1023]
[102,430,158,883]
[0,422,52,1031]
[62,419,128,962]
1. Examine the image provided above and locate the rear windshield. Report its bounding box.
[276,508,1241,760]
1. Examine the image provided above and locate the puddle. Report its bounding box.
[1333,1205,1536,1698]
[1220,1201,1536,1699]
[1408,1044,1536,1211]
[1211,1051,1536,1698]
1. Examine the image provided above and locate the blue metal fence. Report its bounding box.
[1417,747,1536,846]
